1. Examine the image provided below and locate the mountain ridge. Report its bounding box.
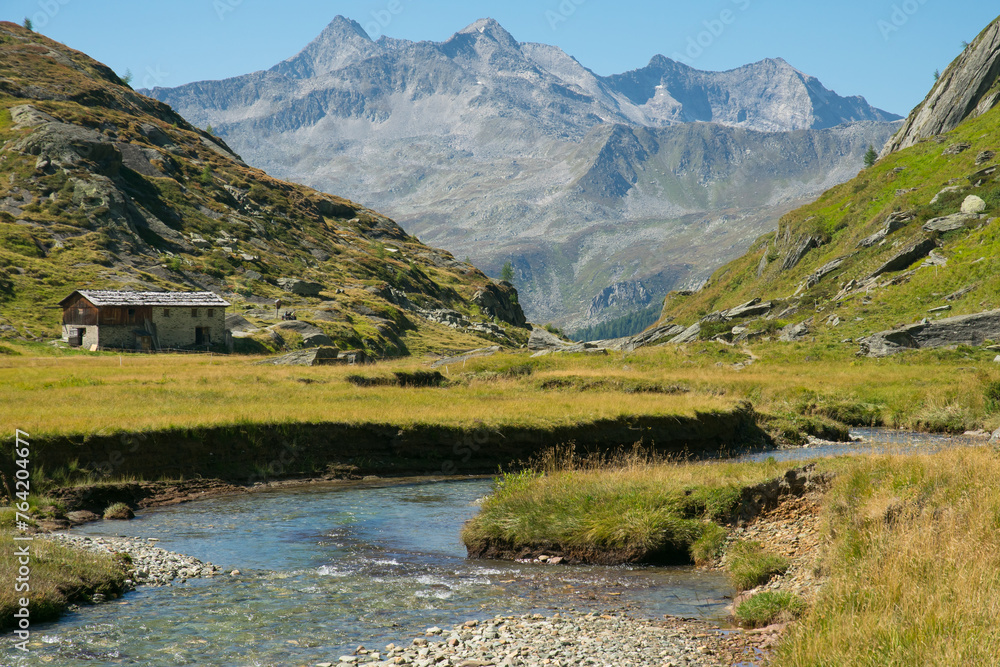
[145,16,901,328]
[0,21,527,354]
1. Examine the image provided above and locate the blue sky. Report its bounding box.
[5,1,998,115]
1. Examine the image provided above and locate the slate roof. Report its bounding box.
[61,290,230,308]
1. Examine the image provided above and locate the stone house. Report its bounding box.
[59,290,230,351]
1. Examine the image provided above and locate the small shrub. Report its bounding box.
[735,591,805,628]
[726,541,790,591]
[394,370,446,387]
[103,503,134,521]
[984,380,1000,414]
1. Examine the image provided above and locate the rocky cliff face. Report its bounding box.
[882,16,1000,156]
[145,16,900,329]
[0,22,526,352]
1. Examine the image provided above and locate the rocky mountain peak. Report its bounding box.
[454,18,520,50]
[882,16,1000,156]
[270,15,376,78]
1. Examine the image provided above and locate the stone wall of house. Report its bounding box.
[96,324,138,349]
[150,306,226,348]
[61,324,101,349]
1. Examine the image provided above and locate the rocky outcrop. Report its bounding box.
[881,17,1000,156]
[258,346,343,366]
[473,281,527,326]
[528,327,575,351]
[857,211,915,248]
[779,320,811,342]
[923,213,983,233]
[782,237,823,271]
[669,323,701,344]
[268,320,333,347]
[586,281,653,318]
[277,278,324,297]
[725,299,774,320]
[868,237,937,278]
[858,310,1000,357]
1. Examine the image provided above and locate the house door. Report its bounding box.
[195,327,210,345]
[71,328,86,347]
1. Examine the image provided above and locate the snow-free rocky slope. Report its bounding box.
[657,15,1000,356]
[0,22,526,355]
[146,17,900,329]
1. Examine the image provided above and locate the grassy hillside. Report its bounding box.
[660,18,1000,346]
[0,22,526,356]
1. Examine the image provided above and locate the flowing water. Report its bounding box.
[8,428,982,666]
[11,479,732,666]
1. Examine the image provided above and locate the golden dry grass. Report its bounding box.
[777,446,1000,666]
[2,340,1000,439]
[0,350,730,437]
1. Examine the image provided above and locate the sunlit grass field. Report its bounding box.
[2,338,999,440]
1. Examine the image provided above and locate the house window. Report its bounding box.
[127,308,136,324]
[163,308,170,318]
[192,308,199,318]
[207,309,214,318]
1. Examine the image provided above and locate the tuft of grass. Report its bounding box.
[735,591,806,628]
[690,522,728,565]
[0,531,128,629]
[726,540,790,591]
[102,502,134,520]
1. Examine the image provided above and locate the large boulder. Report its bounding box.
[858,310,1000,357]
[923,213,981,233]
[277,278,324,297]
[528,327,572,351]
[259,346,343,366]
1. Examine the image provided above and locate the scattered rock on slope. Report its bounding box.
[858,310,1000,357]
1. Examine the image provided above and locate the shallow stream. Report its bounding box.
[13,479,731,666]
[9,428,981,666]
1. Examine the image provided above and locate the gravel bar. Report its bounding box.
[44,533,220,588]
[324,613,731,667]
